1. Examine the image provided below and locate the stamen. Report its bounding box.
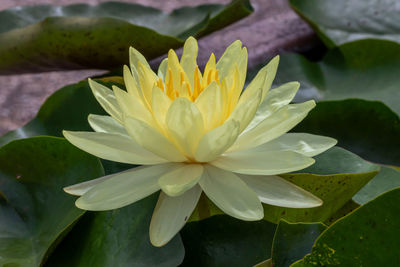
[193,66,201,99]
[166,69,174,99]
[157,78,164,91]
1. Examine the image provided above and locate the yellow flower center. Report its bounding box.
[156,65,221,102]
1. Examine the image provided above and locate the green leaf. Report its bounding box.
[0,0,252,74]
[274,39,400,117]
[272,221,326,267]
[263,147,379,224]
[293,99,400,166]
[323,200,359,225]
[292,188,400,266]
[0,79,133,174]
[0,137,103,267]
[290,0,400,47]
[45,193,185,267]
[0,80,105,146]
[180,215,276,267]
[353,166,400,205]
[254,259,273,267]
[189,147,378,224]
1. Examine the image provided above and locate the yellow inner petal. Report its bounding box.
[118,38,256,163]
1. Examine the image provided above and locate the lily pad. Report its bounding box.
[45,193,185,267]
[0,0,252,74]
[290,0,400,47]
[262,147,379,223]
[353,166,400,205]
[271,221,326,267]
[0,80,105,147]
[0,137,103,267]
[180,215,276,267]
[274,39,400,117]
[189,147,378,224]
[293,99,400,166]
[292,188,400,266]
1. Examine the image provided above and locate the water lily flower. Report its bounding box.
[63,37,336,247]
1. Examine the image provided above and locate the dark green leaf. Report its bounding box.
[292,188,400,266]
[45,193,184,267]
[0,79,135,174]
[263,147,379,223]
[293,99,400,166]
[180,215,276,267]
[274,39,400,117]
[324,200,359,225]
[353,166,400,205]
[290,0,400,47]
[272,221,326,267]
[0,80,105,147]
[254,259,273,267]
[0,0,252,74]
[0,137,103,266]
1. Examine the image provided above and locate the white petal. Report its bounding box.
[230,100,316,152]
[124,116,187,162]
[158,164,203,197]
[76,164,175,210]
[239,56,279,104]
[194,120,240,162]
[199,165,263,221]
[247,133,337,157]
[88,78,122,123]
[239,174,322,208]
[64,167,139,196]
[166,98,204,157]
[211,150,315,175]
[63,130,166,165]
[88,114,128,136]
[150,185,202,247]
[245,81,300,133]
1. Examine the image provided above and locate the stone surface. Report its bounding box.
[0,0,315,135]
